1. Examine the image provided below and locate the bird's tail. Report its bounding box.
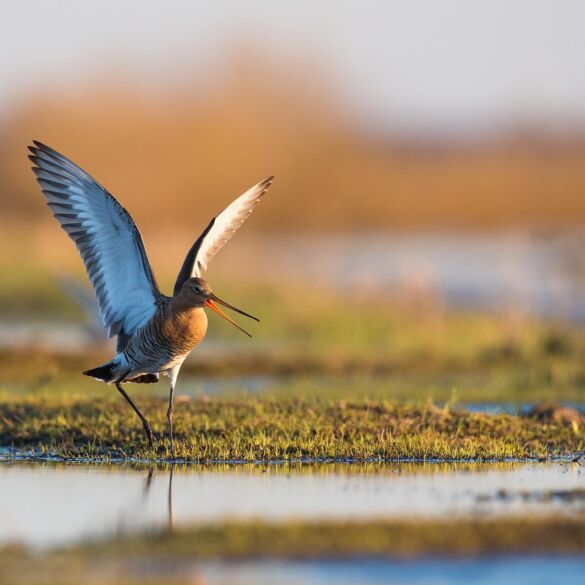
[83,362,118,383]
[83,354,129,383]
[83,355,158,384]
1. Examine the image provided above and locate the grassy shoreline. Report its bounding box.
[1,395,583,462]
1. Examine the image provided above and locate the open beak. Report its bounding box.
[204,292,259,337]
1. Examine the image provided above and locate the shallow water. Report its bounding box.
[198,557,585,585]
[462,401,585,415]
[0,460,583,549]
[185,231,585,321]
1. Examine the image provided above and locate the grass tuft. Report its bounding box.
[1,395,583,462]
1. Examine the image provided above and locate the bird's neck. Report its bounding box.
[162,298,208,350]
[170,294,204,313]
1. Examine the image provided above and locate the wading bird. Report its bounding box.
[29,141,273,457]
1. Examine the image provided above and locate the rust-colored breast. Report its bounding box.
[161,305,208,355]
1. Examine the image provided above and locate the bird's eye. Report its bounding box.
[193,286,201,293]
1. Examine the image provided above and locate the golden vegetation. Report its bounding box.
[2,516,585,585]
[2,393,583,461]
[1,55,585,240]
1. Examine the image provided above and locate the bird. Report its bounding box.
[28,140,273,457]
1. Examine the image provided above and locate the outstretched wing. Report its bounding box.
[173,176,274,295]
[29,141,162,349]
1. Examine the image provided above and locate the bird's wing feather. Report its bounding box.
[29,141,162,346]
[173,176,273,295]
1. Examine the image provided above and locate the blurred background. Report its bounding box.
[3,6,585,580]
[2,0,585,402]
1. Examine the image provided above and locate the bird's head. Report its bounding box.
[180,277,258,337]
[182,277,212,303]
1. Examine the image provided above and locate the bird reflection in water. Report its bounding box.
[168,465,174,531]
[118,464,175,534]
[139,465,175,532]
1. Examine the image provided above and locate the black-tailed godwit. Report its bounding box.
[29,141,273,457]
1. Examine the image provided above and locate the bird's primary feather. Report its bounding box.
[173,176,274,295]
[29,141,162,351]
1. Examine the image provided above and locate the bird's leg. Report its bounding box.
[167,381,175,459]
[115,381,154,447]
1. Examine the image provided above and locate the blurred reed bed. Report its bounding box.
[1,54,585,241]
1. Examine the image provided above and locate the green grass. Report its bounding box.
[2,322,585,405]
[1,517,585,585]
[73,517,585,557]
[1,394,583,461]
[3,267,585,360]
[1,271,585,460]
[0,268,83,321]
[3,270,585,405]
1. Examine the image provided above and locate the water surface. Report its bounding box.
[197,557,585,585]
[0,460,583,549]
